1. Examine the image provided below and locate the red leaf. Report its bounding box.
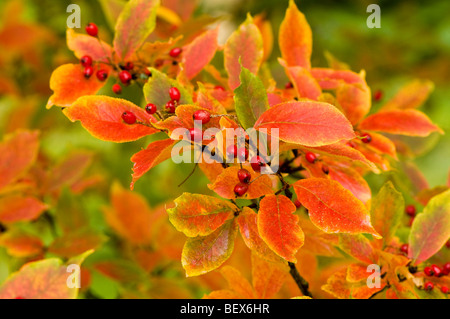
[279,59,321,100]
[254,101,355,147]
[66,29,112,62]
[0,196,48,224]
[130,139,177,189]
[381,79,434,111]
[257,194,304,262]
[278,0,312,68]
[359,110,442,137]
[63,95,158,142]
[293,178,380,237]
[328,166,371,204]
[182,27,219,79]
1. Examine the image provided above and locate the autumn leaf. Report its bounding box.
[182,219,238,277]
[257,194,304,262]
[219,266,254,298]
[408,189,450,263]
[113,0,160,60]
[234,65,269,129]
[293,178,380,237]
[279,0,312,68]
[48,229,107,258]
[102,182,154,245]
[0,196,48,224]
[359,109,442,137]
[167,193,237,237]
[0,130,39,190]
[143,68,193,109]
[93,259,147,283]
[208,165,274,200]
[224,14,263,90]
[47,64,108,109]
[63,95,158,142]
[370,182,404,248]
[381,79,434,111]
[339,234,378,264]
[130,138,177,189]
[0,250,93,299]
[254,101,355,147]
[251,253,289,299]
[66,29,112,62]
[279,59,321,100]
[0,230,43,258]
[237,207,283,262]
[328,166,371,204]
[182,27,219,79]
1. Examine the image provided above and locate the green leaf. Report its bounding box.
[370,181,404,248]
[408,189,450,263]
[143,68,193,109]
[113,0,160,60]
[234,65,269,129]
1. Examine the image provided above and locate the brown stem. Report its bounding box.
[288,262,313,298]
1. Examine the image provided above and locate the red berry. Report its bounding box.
[431,264,443,277]
[214,85,225,91]
[424,266,434,277]
[112,84,122,94]
[84,66,94,79]
[145,103,157,114]
[80,55,93,67]
[374,89,383,101]
[405,204,416,217]
[169,47,182,57]
[285,82,293,89]
[305,152,316,164]
[121,111,136,124]
[169,87,181,102]
[165,100,176,113]
[424,281,434,291]
[193,110,211,124]
[400,244,409,254]
[226,144,237,158]
[188,127,202,141]
[322,165,329,175]
[234,183,248,197]
[237,169,251,184]
[85,23,98,37]
[294,199,302,208]
[119,70,132,85]
[251,156,266,172]
[124,61,134,70]
[96,69,108,81]
[443,262,450,275]
[441,286,449,294]
[237,147,249,161]
[361,133,372,143]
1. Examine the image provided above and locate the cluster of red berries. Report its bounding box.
[81,23,109,82]
[234,169,252,196]
[423,263,450,293]
[164,87,181,113]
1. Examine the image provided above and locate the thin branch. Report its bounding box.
[288,262,313,298]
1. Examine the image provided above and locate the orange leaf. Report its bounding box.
[102,182,154,245]
[48,230,107,258]
[0,196,48,224]
[279,58,321,100]
[293,178,380,237]
[0,230,43,258]
[46,64,107,108]
[237,207,283,262]
[339,234,378,264]
[278,0,312,68]
[182,219,238,277]
[257,194,304,262]
[0,130,39,190]
[328,166,371,204]
[182,27,219,79]
[130,138,177,189]
[381,79,434,111]
[220,265,254,298]
[63,95,158,142]
[0,251,92,299]
[251,253,288,299]
[167,193,237,237]
[208,165,274,200]
[359,110,442,137]
[254,101,355,147]
[66,29,112,62]
[224,14,263,90]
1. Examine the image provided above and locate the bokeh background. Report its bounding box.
[0,0,449,298]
